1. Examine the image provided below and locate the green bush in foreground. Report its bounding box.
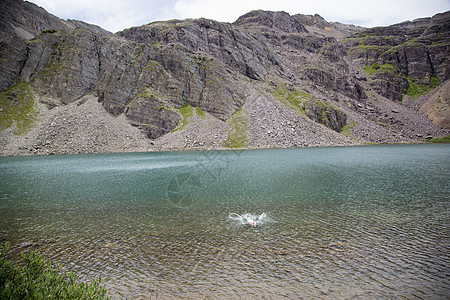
[0,242,108,299]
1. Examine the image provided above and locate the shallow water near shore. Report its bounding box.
[1,144,449,298]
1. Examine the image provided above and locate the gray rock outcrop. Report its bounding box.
[344,11,450,102]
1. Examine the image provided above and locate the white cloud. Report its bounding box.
[28,0,450,32]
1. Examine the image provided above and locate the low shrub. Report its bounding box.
[0,242,108,299]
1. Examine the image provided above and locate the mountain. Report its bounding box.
[0,0,449,155]
[0,0,110,42]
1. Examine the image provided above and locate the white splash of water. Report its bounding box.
[228,213,271,227]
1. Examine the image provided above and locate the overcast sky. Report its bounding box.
[29,0,450,33]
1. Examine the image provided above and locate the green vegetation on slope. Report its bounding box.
[223,107,247,148]
[138,87,162,99]
[340,121,357,140]
[0,82,40,135]
[0,242,108,299]
[142,59,162,72]
[195,106,206,119]
[424,135,450,143]
[171,101,194,133]
[168,102,207,133]
[406,76,440,99]
[363,63,396,75]
[348,32,442,101]
[270,83,315,115]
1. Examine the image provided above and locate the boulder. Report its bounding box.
[125,96,179,139]
[304,100,347,132]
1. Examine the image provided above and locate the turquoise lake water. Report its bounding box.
[0,144,449,298]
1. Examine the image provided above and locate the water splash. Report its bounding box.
[228,213,271,227]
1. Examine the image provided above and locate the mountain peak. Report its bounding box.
[0,0,110,42]
[233,10,364,39]
[234,10,309,34]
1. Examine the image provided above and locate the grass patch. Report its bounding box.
[424,135,450,143]
[340,121,357,139]
[189,53,213,71]
[38,61,66,83]
[142,60,161,72]
[195,106,206,119]
[0,242,108,299]
[270,83,315,115]
[356,44,385,53]
[222,108,247,148]
[363,63,396,75]
[132,44,145,65]
[0,82,39,135]
[406,76,440,99]
[180,102,194,120]
[171,101,194,133]
[171,103,206,133]
[138,87,161,99]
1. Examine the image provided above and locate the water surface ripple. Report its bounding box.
[0,145,449,299]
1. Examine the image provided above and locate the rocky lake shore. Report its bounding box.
[1,88,446,157]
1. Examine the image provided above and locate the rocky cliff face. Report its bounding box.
[0,0,449,156]
[344,11,449,102]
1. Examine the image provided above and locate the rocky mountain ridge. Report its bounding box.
[0,0,449,156]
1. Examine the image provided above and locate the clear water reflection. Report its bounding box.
[0,145,449,299]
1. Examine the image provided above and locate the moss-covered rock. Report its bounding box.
[125,94,179,139]
[270,82,313,114]
[303,99,347,132]
[270,82,347,132]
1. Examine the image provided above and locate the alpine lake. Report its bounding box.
[0,144,449,299]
